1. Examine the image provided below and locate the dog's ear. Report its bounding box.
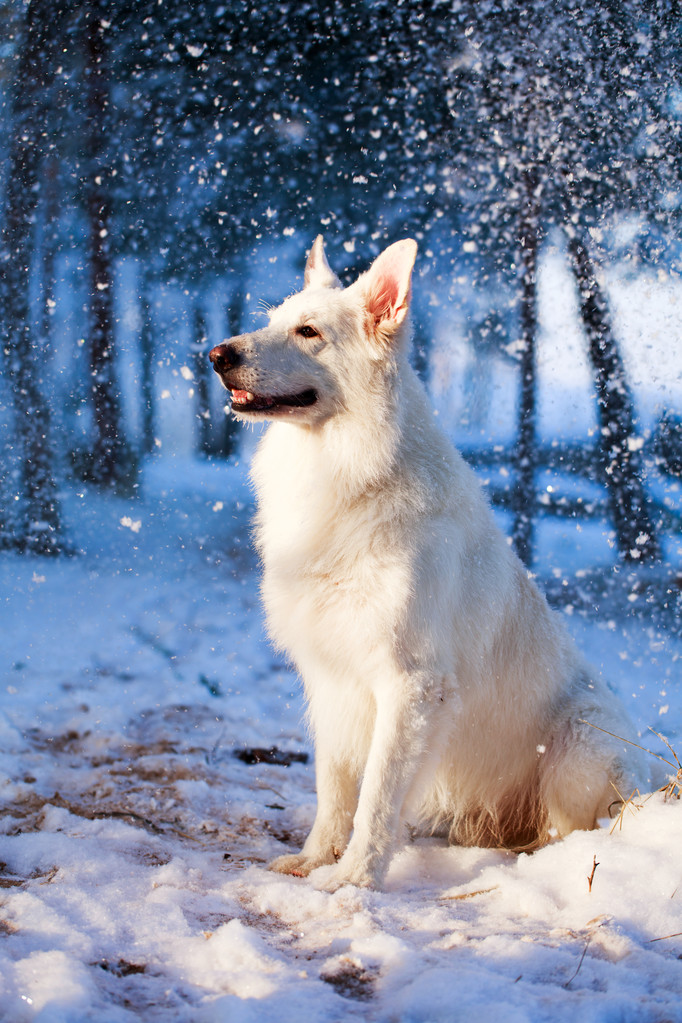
[360,239,418,332]
[304,235,340,289]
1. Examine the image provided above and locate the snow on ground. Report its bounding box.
[1,456,681,1023]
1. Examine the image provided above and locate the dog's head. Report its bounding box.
[209,236,418,425]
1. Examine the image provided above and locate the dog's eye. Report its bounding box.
[296,325,319,339]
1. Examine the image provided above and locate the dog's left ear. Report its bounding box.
[304,235,341,290]
[359,239,418,332]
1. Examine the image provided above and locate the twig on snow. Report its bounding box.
[564,935,592,988]
[439,886,499,901]
[646,931,682,943]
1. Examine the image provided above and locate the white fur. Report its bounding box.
[212,236,638,889]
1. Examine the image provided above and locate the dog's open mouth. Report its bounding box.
[230,388,318,413]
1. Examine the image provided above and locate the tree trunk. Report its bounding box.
[192,305,213,457]
[221,284,244,458]
[0,0,62,554]
[512,172,539,567]
[566,232,660,564]
[40,156,59,359]
[139,290,156,456]
[84,3,127,485]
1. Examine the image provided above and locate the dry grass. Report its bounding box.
[608,782,646,834]
[649,728,682,801]
[580,720,682,819]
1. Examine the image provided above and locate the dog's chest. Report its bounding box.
[262,541,408,687]
[253,427,373,573]
[254,442,409,671]
[260,494,404,605]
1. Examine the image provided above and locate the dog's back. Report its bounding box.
[211,237,638,887]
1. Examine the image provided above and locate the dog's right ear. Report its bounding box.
[358,239,418,336]
[304,235,340,290]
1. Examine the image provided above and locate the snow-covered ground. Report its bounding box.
[1,453,681,1023]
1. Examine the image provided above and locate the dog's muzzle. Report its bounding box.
[208,337,318,416]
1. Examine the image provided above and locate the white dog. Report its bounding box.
[209,236,637,888]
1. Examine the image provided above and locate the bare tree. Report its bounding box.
[512,171,540,566]
[0,0,63,553]
[138,289,156,456]
[83,0,128,485]
[192,305,213,457]
[566,231,660,563]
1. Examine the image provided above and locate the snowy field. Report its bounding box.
[1,449,681,1023]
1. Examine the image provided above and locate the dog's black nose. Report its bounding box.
[209,343,240,374]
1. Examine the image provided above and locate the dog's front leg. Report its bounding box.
[327,677,440,890]
[268,749,358,877]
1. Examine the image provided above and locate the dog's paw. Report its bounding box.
[268,852,333,878]
[321,854,380,891]
[321,869,375,892]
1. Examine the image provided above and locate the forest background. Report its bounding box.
[1,0,681,568]
[2,3,682,1019]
